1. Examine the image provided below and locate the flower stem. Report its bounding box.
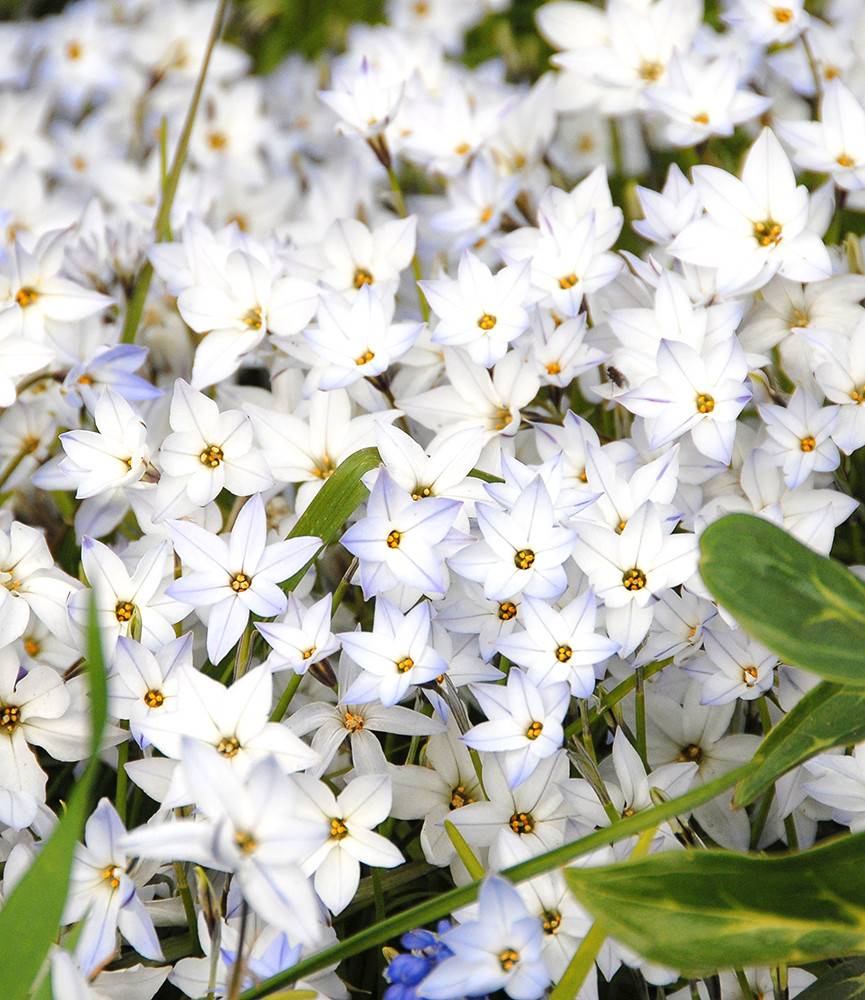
[0,439,38,492]
[120,0,230,345]
[270,672,303,722]
[735,968,755,1000]
[115,724,129,824]
[549,825,656,1000]
[226,900,250,1000]
[173,861,200,954]
[385,165,429,322]
[634,664,648,770]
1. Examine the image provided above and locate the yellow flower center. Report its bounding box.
[696,393,715,414]
[753,219,783,247]
[0,704,20,734]
[15,286,38,308]
[230,572,252,592]
[344,710,365,732]
[493,406,511,431]
[23,637,40,657]
[66,40,83,60]
[206,130,228,150]
[450,784,475,809]
[791,307,809,328]
[526,720,543,740]
[542,909,562,934]
[313,454,336,479]
[410,485,433,501]
[242,305,263,329]
[677,743,703,763]
[330,817,349,840]
[692,111,710,125]
[499,948,520,971]
[115,600,135,623]
[479,206,493,224]
[638,60,664,82]
[101,866,121,890]
[555,644,572,662]
[558,273,579,290]
[234,830,257,854]
[386,529,402,549]
[498,601,517,621]
[143,689,164,709]
[199,444,224,468]
[478,313,497,331]
[850,386,865,404]
[800,435,816,452]
[773,6,793,22]
[545,361,562,375]
[454,142,471,156]
[514,548,535,570]
[353,267,374,288]
[837,153,855,168]
[301,645,317,660]
[396,656,414,674]
[622,567,647,591]
[743,665,759,685]
[216,735,241,757]
[509,811,535,834]
[355,348,375,366]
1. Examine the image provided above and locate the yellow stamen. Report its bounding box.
[514,548,535,570]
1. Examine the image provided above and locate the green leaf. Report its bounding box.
[0,597,107,999]
[565,831,865,976]
[444,820,485,879]
[795,959,865,999]
[735,682,865,806]
[699,513,865,684]
[280,447,380,592]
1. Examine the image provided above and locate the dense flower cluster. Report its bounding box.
[0,0,863,996]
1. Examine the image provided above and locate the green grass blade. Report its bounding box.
[0,597,108,998]
[280,447,380,593]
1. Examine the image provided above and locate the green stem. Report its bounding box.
[120,0,229,344]
[579,698,597,766]
[331,557,358,614]
[227,901,249,1000]
[564,658,671,739]
[385,166,429,323]
[549,825,656,1000]
[270,672,303,722]
[0,441,37,491]
[735,968,755,1000]
[115,726,129,825]
[634,665,648,770]
[237,764,750,999]
[173,862,200,954]
[550,920,608,1000]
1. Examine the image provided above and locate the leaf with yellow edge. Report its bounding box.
[699,514,865,685]
[565,831,865,976]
